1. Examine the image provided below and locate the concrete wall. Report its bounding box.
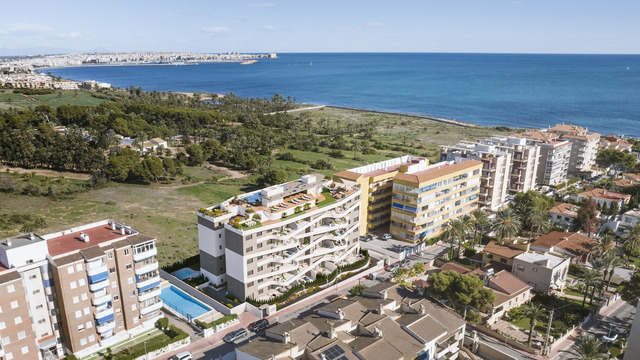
[159,269,230,316]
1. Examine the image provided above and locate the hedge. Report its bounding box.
[194,314,238,329]
[162,254,199,273]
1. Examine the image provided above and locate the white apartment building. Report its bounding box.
[483,136,541,194]
[546,124,600,176]
[198,174,363,301]
[441,142,512,211]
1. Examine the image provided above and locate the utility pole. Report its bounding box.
[543,308,555,356]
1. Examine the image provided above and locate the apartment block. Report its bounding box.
[441,142,512,211]
[198,174,363,302]
[390,159,482,243]
[537,140,571,186]
[0,220,162,358]
[546,124,600,176]
[484,136,541,194]
[333,155,426,235]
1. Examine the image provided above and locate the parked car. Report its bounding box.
[602,330,618,343]
[169,351,192,360]
[400,258,411,267]
[367,234,377,240]
[388,263,399,272]
[248,319,270,332]
[381,233,392,240]
[359,236,368,242]
[224,328,249,343]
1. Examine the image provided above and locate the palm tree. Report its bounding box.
[522,302,546,345]
[470,209,490,247]
[529,210,551,238]
[579,268,601,308]
[493,208,522,242]
[440,219,468,259]
[605,252,623,292]
[562,334,606,360]
[593,234,615,255]
[589,255,609,303]
[622,224,640,265]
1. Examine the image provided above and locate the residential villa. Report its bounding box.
[548,202,581,227]
[198,174,363,301]
[480,240,530,271]
[620,209,640,229]
[530,231,598,264]
[483,270,532,325]
[577,188,631,209]
[512,252,570,293]
[600,135,633,153]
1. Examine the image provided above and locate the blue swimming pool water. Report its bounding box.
[159,286,211,319]
[242,192,262,204]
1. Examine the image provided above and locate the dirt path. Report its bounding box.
[204,163,246,179]
[0,165,91,180]
[265,105,325,115]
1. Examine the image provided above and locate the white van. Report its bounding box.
[169,351,192,360]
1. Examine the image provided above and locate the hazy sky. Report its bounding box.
[2,0,639,55]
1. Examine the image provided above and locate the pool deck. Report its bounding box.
[161,285,220,321]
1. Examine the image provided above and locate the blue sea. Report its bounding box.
[42,53,640,136]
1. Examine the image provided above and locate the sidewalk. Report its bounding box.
[161,312,259,360]
[538,296,627,359]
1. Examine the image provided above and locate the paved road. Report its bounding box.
[553,301,636,360]
[468,330,537,360]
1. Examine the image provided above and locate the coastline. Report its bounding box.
[324,105,477,128]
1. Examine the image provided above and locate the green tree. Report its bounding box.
[579,268,601,308]
[522,302,546,345]
[573,200,600,238]
[562,334,606,360]
[440,219,469,259]
[622,224,640,265]
[493,208,522,242]
[621,272,640,306]
[470,209,490,248]
[426,270,495,319]
[595,148,636,171]
[185,143,205,166]
[257,169,288,187]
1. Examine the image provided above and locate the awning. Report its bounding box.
[95,313,115,325]
[88,271,109,284]
[138,281,160,293]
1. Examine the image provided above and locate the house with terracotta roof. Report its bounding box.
[614,178,638,189]
[624,173,640,182]
[549,202,583,227]
[512,252,570,293]
[600,135,633,153]
[620,209,640,229]
[530,231,598,264]
[481,240,530,270]
[577,188,631,209]
[482,270,532,325]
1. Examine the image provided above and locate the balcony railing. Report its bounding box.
[138,287,161,302]
[86,263,108,277]
[139,300,163,315]
[92,292,112,306]
[96,320,115,334]
[135,260,159,275]
[94,304,114,320]
[133,246,157,262]
[89,279,110,292]
[136,274,160,289]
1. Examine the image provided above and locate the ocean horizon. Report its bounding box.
[42,52,640,137]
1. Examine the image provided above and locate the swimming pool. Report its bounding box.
[241,192,262,204]
[159,286,212,320]
[172,267,201,280]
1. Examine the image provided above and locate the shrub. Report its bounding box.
[194,314,238,329]
[65,356,79,360]
[463,248,477,258]
[155,317,169,330]
[569,263,585,277]
[162,254,199,273]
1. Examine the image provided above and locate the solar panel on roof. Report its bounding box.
[321,344,346,360]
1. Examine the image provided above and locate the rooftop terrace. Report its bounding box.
[45,220,136,257]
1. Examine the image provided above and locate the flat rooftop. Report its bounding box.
[515,251,567,268]
[46,222,134,257]
[0,232,46,250]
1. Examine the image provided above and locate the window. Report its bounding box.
[247,270,253,276]
[517,265,525,271]
[130,291,135,297]
[258,266,263,271]
[126,264,132,270]
[38,319,45,324]
[76,263,83,271]
[0,322,5,330]
[29,274,37,280]
[10,300,18,309]
[128,277,134,284]
[533,268,538,272]
[73,296,79,304]
[86,321,92,329]
[246,246,253,253]
[247,258,253,264]
[133,317,139,324]
[5,352,13,360]
[487,254,494,259]
[113,295,119,301]
[131,304,136,311]
[118,321,124,328]
[83,307,90,315]
[33,289,40,295]
[124,249,130,256]
[17,331,25,340]
[2,336,10,345]
[75,310,82,319]
[21,346,29,355]
[36,304,43,309]
[500,258,507,264]
[80,338,87,346]
[112,281,117,288]
[81,293,88,301]
[109,267,116,273]
[219,234,222,239]
[67,266,74,274]
[115,308,121,313]
[107,252,113,260]
[70,281,77,289]
[14,316,22,325]
[88,334,95,342]
[257,242,263,248]
[7,284,16,294]
[78,278,86,286]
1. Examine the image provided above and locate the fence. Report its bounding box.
[160,269,231,315]
[467,323,538,355]
[132,336,190,360]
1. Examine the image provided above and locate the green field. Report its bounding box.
[0,89,109,111]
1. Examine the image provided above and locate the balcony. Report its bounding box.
[139,300,163,315]
[133,246,157,262]
[96,320,115,334]
[86,263,108,277]
[135,260,159,275]
[136,274,160,289]
[94,304,114,320]
[92,292,112,306]
[138,287,161,302]
[89,279,110,292]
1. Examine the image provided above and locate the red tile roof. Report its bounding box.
[46,224,128,257]
[394,160,482,184]
[440,262,472,275]
[487,270,531,296]
[532,231,597,257]
[579,188,631,202]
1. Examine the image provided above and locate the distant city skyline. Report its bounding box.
[1,0,639,56]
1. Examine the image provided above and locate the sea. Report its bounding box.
[42,53,640,137]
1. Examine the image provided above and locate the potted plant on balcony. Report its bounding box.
[304,203,311,210]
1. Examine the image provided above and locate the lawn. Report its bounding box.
[317,191,338,208]
[563,287,586,298]
[0,89,109,111]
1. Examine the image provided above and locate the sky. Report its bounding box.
[1,0,639,55]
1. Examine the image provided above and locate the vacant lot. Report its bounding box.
[0,89,108,111]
